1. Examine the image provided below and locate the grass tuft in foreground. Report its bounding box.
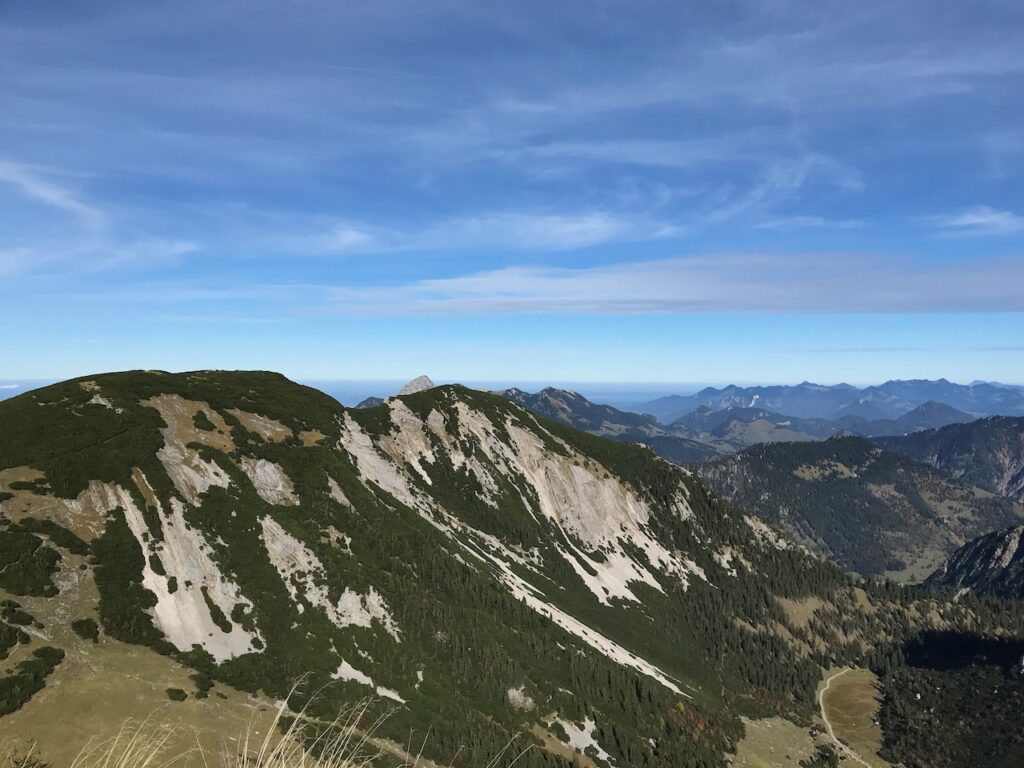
[19,693,529,768]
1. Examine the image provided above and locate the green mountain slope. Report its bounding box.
[695,436,1024,580]
[0,372,1020,767]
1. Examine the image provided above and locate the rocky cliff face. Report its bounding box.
[877,416,1024,502]
[926,525,1024,599]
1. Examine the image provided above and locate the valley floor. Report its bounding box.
[817,668,891,768]
[731,667,891,768]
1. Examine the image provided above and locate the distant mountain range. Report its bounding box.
[695,436,1024,580]
[500,387,981,464]
[632,379,1024,423]
[675,400,973,439]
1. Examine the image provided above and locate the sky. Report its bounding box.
[1,0,1023,385]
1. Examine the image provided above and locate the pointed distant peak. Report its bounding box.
[903,400,971,418]
[397,375,435,396]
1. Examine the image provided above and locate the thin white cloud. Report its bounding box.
[0,239,199,280]
[320,252,1024,315]
[756,215,864,230]
[83,239,200,272]
[0,160,106,231]
[932,206,1024,235]
[0,384,20,390]
[58,249,1024,319]
[307,211,680,254]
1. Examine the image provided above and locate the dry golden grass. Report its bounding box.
[68,719,180,768]
[817,668,892,768]
[62,698,387,768]
[730,717,818,768]
[31,692,531,768]
[1,750,46,768]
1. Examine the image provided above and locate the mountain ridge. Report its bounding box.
[1,370,1022,766]
[501,386,723,463]
[502,387,979,467]
[633,379,1024,423]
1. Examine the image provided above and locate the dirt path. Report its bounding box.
[818,669,872,768]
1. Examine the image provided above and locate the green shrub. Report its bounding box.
[193,410,217,431]
[0,622,27,659]
[0,600,33,626]
[801,745,840,768]
[0,646,64,716]
[71,618,100,643]
[91,509,161,645]
[191,671,214,699]
[8,518,90,556]
[201,587,232,633]
[0,530,60,596]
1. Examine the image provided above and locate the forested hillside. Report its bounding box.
[877,416,1024,501]
[696,436,1024,580]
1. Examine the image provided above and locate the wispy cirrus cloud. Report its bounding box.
[0,160,106,231]
[0,237,199,279]
[0,157,198,278]
[306,211,680,254]
[320,252,1024,315]
[295,152,854,256]
[756,215,864,230]
[66,251,1023,317]
[931,206,1024,235]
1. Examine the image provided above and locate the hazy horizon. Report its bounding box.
[3,374,1022,408]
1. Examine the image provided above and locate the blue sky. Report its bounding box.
[1,0,1022,384]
